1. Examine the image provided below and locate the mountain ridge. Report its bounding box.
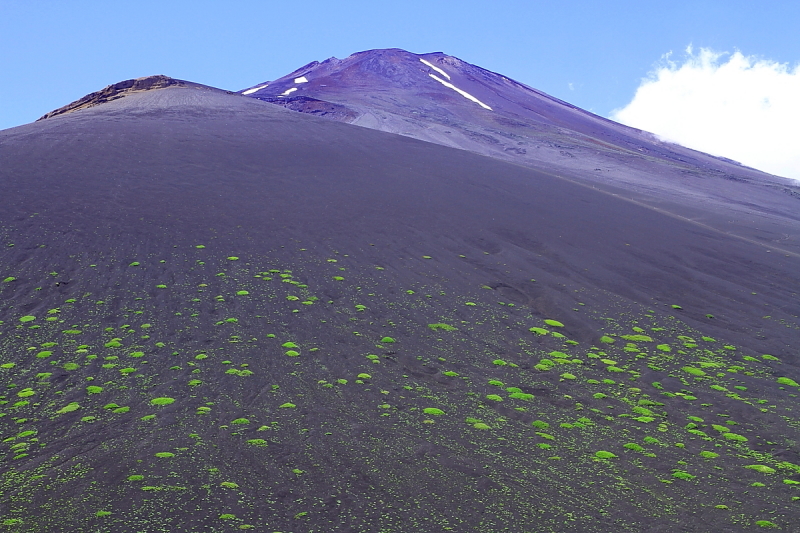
[37,75,193,120]
[240,48,756,170]
[239,48,800,258]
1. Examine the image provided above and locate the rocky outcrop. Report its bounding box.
[37,75,186,120]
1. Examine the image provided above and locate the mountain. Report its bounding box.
[242,48,800,255]
[0,68,798,533]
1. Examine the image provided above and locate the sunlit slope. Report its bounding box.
[245,49,800,256]
[0,84,799,532]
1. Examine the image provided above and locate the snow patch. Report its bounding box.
[428,74,492,110]
[419,58,450,80]
[279,87,298,96]
[242,84,268,95]
[294,76,309,84]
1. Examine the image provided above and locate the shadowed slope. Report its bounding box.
[1,83,799,532]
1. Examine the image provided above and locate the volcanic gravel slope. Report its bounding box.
[0,79,799,532]
[244,48,800,257]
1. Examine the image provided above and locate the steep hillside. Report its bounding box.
[243,49,800,257]
[0,80,799,532]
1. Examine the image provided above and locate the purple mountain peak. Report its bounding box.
[239,47,798,243]
[240,48,504,109]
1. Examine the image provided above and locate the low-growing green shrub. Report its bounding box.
[509,392,535,401]
[723,433,748,442]
[745,465,776,474]
[595,451,617,459]
[150,397,175,406]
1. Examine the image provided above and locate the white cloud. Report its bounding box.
[612,46,800,180]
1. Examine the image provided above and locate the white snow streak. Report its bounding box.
[279,87,298,96]
[294,76,309,84]
[428,74,492,110]
[419,58,450,80]
[242,84,268,95]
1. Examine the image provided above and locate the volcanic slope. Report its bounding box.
[243,48,800,256]
[1,79,799,532]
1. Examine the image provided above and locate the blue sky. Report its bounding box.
[2,1,798,178]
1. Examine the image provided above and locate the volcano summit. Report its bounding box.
[0,50,799,532]
[244,48,800,254]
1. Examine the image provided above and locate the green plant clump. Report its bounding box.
[150,397,176,406]
[509,392,535,401]
[428,323,457,331]
[745,465,776,474]
[56,402,80,414]
[595,451,617,459]
[723,433,748,442]
[621,334,653,342]
[682,366,706,377]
